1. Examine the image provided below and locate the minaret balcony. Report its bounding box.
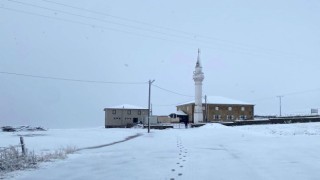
[193,73,204,81]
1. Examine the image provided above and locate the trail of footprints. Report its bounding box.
[170,138,188,180]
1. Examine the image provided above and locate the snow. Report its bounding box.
[178,96,254,106]
[1,123,320,180]
[172,110,188,116]
[0,127,144,153]
[106,104,148,110]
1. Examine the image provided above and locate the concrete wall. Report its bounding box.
[222,116,320,126]
[104,108,148,128]
[157,116,180,123]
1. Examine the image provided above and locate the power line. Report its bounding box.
[0,71,148,85]
[152,84,194,97]
[1,6,231,55]
[152,103,180,107]
[282,88,320,96]
[7,0,194,40]
[3,0,300,58]
[0,6,180,43]
[38,0,298,58]
[3,0,262,52]
[251,88,320,103]
[39,0,208,38]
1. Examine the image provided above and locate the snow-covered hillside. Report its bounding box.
[1,123,320,180]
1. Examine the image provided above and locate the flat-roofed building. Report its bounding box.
[176,96,254,123]
[104,104,149,128]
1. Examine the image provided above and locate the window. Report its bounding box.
[240,115,246,120]
[187,106,189,111]
[241,107,245,111]
[127,110,131,115]
[138,110,141,115]
[228,107,232,111]
[227,115,233,120]
[215,107,219,111]
[214,115,220,120]
[112,110,116,114]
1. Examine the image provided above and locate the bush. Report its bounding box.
[0,146,77,176]
[0,146,37,173]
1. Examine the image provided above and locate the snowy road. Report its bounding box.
[3,123,320,180]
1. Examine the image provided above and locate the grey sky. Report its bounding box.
[1,0,319,128]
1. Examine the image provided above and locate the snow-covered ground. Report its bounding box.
[1,123,320,180]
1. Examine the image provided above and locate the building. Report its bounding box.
[104,104,149,128]
[176,96,254,123]
[169,111,189,123]
[193,49,204,123]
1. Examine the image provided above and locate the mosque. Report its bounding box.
[176,49,255,123]
[104,50,254,128]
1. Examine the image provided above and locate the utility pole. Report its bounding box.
[277,96,284,117]
[205,95,208,122]
[148,80,155,133]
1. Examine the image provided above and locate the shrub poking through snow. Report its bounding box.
[0,146,37,173]
[0,146,77,176]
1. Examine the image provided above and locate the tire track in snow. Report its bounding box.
[76,133,142,151]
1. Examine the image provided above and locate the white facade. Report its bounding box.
[193,49,204,123]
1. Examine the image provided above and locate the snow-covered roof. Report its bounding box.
[172,110,188,116]
[105,104,148,110]
[177,96,254,106]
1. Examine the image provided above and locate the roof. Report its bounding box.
[170,110,188,116]
[105,104,148,110]
[177,96,254,106]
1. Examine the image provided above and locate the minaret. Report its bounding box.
[193,49,204,123]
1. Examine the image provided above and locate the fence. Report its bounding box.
[221,116,320,126]
[0,136,40,174]
[0,136,26,156]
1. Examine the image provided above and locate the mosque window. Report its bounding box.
[214,115,220,119]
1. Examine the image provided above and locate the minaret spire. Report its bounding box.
[196,48,201,67]
[193,48,204,123]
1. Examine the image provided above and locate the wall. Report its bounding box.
[158,116,180,123]
[105,108,148,128]
[177,104,254,122]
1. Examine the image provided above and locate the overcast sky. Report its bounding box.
[1,0,319,128]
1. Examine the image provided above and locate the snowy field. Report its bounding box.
[1,123,320,180]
